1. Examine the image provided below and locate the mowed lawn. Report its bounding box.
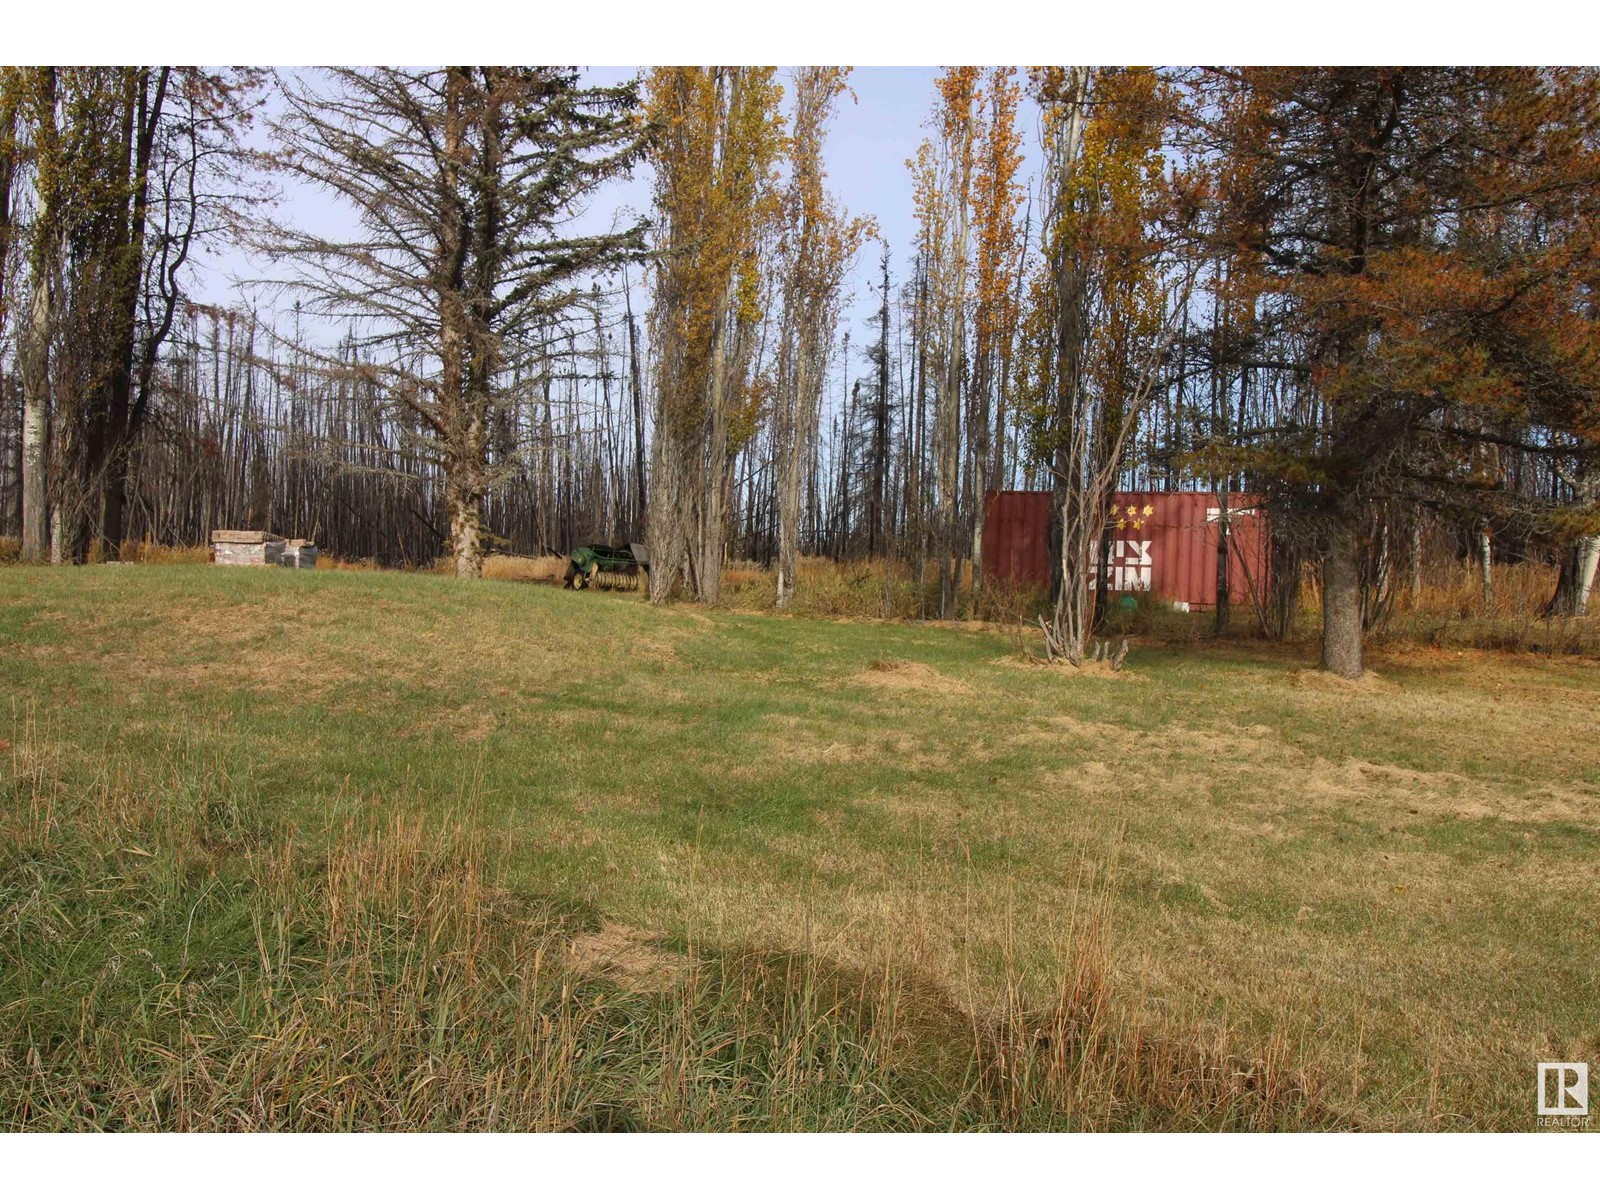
[2,563,1597,1130]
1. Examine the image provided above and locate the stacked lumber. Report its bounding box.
[211,530,285,566]
[282,540,319,569]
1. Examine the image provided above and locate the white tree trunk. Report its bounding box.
[1478,525,1493,612]
[20,266,51,562]
[1577,536,1600,614]
[696,295,734,605]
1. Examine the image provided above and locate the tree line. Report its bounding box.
[0,66,1596,678]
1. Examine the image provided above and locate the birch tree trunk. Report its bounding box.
[1477,523,1493,612]
[1547,535,1599,618]
[20,354,49,559]
[20,236,52,562]
[694,273,745,605]
[1575,537,1600,615]
[0,92,15,539]
[968,345,989,603]
[19,68,56,561]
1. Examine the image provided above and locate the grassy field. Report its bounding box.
[1,563,1596,1130]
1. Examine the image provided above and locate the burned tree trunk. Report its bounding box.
[1213,499,1232,636]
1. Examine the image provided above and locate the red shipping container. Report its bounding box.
[982,490,1270,610]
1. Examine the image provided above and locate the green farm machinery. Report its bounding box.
[563,542,649,591]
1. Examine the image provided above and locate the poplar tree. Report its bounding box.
[644,66,783,603]
[773,67,869,607]
[910,67,981,617]
[966,66,1025,595]
[1022,67,1186,665]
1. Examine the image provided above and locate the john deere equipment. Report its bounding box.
[563,543,649,591]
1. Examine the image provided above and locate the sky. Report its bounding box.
[191,67,1042,375]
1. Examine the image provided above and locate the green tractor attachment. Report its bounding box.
[564,542,649,591]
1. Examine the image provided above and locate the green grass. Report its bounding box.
[2,563,1596,1129]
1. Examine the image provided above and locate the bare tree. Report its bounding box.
[262,67,646,578]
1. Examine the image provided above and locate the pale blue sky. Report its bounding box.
[195,67,1044,362]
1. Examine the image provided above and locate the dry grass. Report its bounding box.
[567,924,686,993]
[0,537,212,566]
[481,553,570,584]
[2,555,1595,1129]
[347,552,572,582]
[110,539,213,565]
[1395,558,1562,621]
[11,534,1588,656]
[315,553,387,572]
[856,658,973,694]
[718,553,1598,658]
[0,709,1327,1131]
[719,555,1048,623]
[1378,561,1599,656]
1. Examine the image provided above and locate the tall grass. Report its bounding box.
[718,556,1048,624]
[1,537,208,567]
[1378,559,1599,655]
[480,554,571,584]
[715,553,1595,657]
[0,710,1330,1131]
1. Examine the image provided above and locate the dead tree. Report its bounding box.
[263,67,646,578]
